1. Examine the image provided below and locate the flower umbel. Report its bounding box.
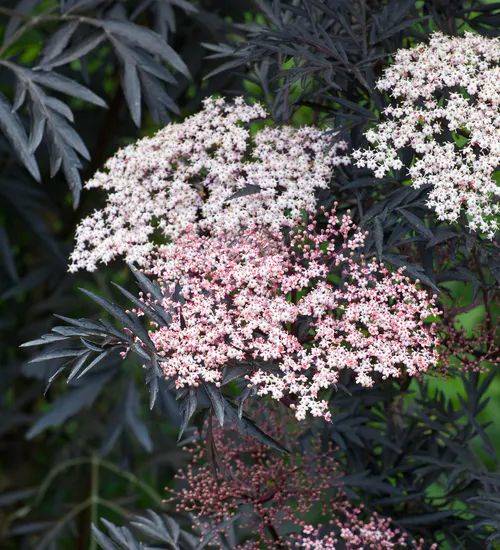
[169,415,431,549]
[70,96,348,271]
[353,32,500,238]
[145,208,439,420]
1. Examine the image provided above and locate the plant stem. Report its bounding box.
[89,453,99,550]
[472,247,493,331]
[99,458,164,507]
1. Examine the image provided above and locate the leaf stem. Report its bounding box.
[0,6,59,57]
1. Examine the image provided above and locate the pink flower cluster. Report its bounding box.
[298,516,431,550]
[147,207,439,420]
[168,417,430,549]
[70,96,348,272]
[168,416,339,532]
[353,32,500,238]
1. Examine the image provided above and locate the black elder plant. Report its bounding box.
[2,1,499,549]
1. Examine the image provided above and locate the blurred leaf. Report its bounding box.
[26,370,113,438]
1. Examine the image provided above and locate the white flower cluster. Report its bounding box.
[70,97,349,271]
[353,32,500,238]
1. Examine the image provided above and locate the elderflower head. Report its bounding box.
[297,517,431,550]
[169,413,431,548]
[353,32,500,239]
[144,208,439,421]
[70,96,349,272]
